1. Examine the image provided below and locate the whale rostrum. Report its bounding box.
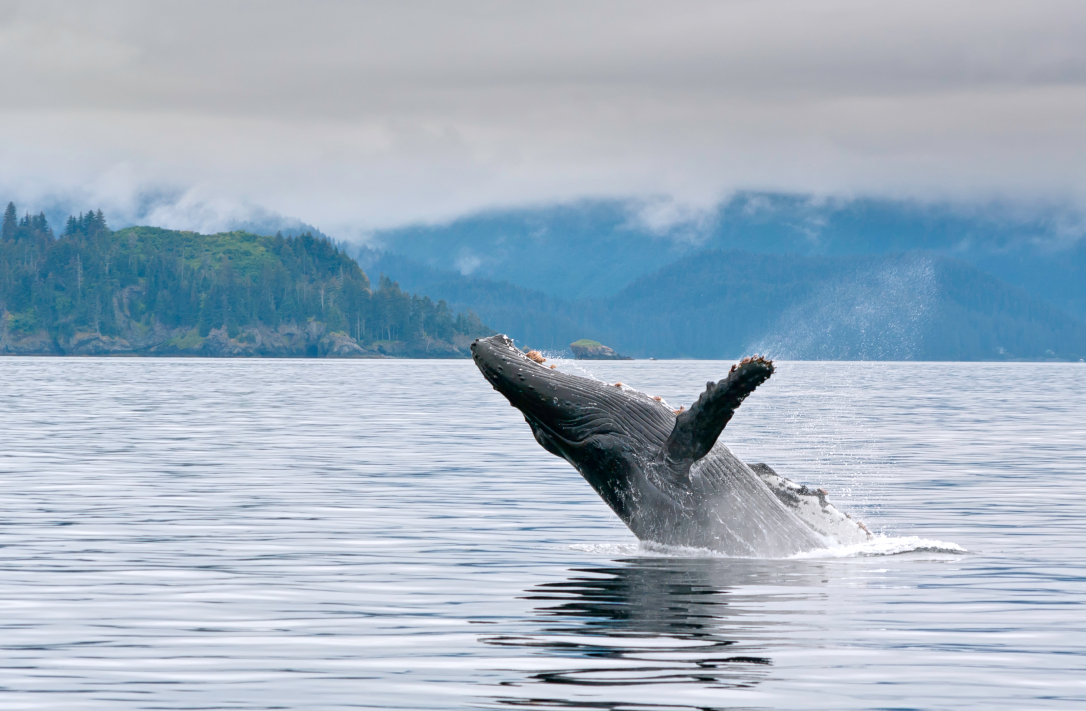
[471,334,871,557]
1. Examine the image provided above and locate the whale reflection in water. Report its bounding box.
[481,557,829,706]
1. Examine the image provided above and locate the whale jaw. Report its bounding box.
[471,334,677,524]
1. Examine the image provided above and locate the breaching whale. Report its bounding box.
[471,334,871,557]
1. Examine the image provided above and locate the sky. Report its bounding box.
[1,0,1085,237]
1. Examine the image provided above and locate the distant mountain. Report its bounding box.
[371,194,1086,320]
[368,200,688,300]
[361,247,1086,361]
[0,205,490,357]
[598,251,1086,361]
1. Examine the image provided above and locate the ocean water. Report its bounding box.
[0,357,1083,710]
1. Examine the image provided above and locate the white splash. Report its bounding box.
[792,534,966,558]
[751,254,938,360]
[569,534,965,559]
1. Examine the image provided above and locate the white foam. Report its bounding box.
[568,542,641,555]
[568,534,965,560]
[792,534,966,558]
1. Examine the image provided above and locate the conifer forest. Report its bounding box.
[0,203,491,356]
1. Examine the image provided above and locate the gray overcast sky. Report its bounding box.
[1,0,1085,234]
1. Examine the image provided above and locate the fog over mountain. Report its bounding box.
[358,194,1086,361]
[369,195,1086,320]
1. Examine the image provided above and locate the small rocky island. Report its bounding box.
[569,339,632,360]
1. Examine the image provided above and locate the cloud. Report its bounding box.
[1,0,1085,234]
[625,197,717,243]
[454,253,482,276]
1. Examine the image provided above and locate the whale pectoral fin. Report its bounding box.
[664,356,774,463]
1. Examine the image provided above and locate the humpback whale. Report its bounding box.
[471,334,870,557]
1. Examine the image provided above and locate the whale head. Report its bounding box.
[470,335,774,528]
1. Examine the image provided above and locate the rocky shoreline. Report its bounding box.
[0,317,474,358]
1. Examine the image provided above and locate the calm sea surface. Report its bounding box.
[0,358,1083,710]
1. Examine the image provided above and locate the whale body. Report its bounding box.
[471,334,870,557]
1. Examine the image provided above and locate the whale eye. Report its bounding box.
[553,397,558,404]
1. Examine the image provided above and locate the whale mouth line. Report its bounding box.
[525,413,581,448]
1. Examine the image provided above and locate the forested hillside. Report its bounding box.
[0,203,490,357]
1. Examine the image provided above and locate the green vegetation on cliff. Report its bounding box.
[0,203,491,356]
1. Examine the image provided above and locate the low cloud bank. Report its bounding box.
[1,2,1085,234]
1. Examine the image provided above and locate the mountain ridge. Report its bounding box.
[361,246,1086,361]
[370,194,1086,320]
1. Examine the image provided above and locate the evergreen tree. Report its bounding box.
[31,212,50,236]
[2,202,16,241]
